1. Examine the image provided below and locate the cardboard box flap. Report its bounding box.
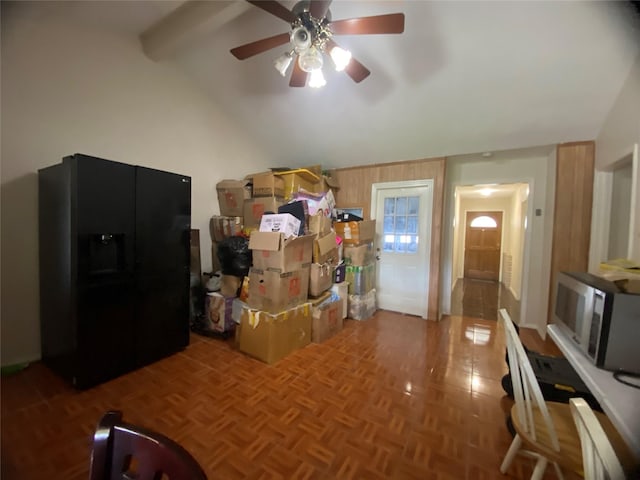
[274,168,320,183]
[249,231,283,252]
[217,179,250,188]
[316,232,337,256]
[309,213,332,236]
[323,175,340,189]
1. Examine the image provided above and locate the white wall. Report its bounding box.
[591,54,640,267]
[442,152,553,335]
[509,185,529,300]
[1,8,272,366]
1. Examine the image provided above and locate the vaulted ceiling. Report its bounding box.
[9,1,640,169]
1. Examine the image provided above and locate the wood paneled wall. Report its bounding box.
[548,141,595,322]
[330,157,446,320]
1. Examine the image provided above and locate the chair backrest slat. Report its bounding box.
[499,308,560,451]
[570,398,626,480]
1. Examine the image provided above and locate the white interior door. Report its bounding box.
[372,180,433,318]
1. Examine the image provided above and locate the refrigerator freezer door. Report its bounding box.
[134,167,191,366]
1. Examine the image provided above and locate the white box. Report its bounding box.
[259,213,301,238]
[330,282,349,319]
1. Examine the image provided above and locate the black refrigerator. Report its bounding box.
[38,154,191,389]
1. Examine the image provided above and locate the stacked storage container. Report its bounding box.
[335,220,378,320]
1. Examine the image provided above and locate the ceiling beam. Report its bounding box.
[140,0,251,61]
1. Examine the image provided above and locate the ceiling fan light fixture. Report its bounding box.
[291,26,312,52]
[298,47,323,72]
[308,69,326,88]
[330,46,351,71]
[273,51,294,77]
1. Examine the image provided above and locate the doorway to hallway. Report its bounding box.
[450,278,520,322]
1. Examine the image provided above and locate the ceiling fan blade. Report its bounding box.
[344,56,371,83]
[330,13,405,35]
[289,60,308,87]
[230,32,290,60]
[309,0,332,19]
[326,39,370,83]
[247,0,296,23]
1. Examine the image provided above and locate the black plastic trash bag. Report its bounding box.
[217,236,251,277]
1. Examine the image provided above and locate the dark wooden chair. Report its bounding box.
[89,411,207,480]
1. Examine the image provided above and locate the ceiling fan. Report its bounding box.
[230,0,405,88]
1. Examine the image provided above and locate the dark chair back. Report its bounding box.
[90,411,207,480]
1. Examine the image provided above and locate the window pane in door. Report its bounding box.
[384,198,395,215]
[395,236,407,253]
[396,216,406,233]
[396,197,407,215]
[407,216,418,234]
[408,196,419,215]
[384,216,394,233]
[383,234,395,252]
[382,195,421,254]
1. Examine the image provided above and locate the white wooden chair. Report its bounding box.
[569,397,626,480]
[498,308,583,480]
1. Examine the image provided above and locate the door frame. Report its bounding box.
[371,179,434,319]
[444,180,536,328]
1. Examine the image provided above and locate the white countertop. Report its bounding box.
[547,324,640,459]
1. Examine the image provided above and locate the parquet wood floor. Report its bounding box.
[1,312,578,480]
[450,279,522,324]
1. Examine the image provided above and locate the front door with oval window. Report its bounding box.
[464,211,502,281]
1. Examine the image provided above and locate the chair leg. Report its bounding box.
[530,456,548,480]
[552,462,564,480]
[500,434,522,474]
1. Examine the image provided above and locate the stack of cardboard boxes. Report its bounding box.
[335,220,378,320]
[212,167,375,364]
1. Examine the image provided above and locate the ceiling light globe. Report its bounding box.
[291,26,312,52]
[308,69,326,88]
[273,52,293,76]
[298,47,323,73]
[330,46,352,71]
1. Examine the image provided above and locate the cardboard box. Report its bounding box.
[217,179,251,217]
[344,242,375,266]
[278,201,308,236]
[291,190,335,217]
[318,174,340,194]
[247,172,285,198]
[313,232,338,265]
[239,303,312,364]
[247,266,310,313]
[309,213,332,237]
[204,292,235,333]
[274,169,321,199]
[334,220,376,245]
[249,232,314,272]
[243,197,283,228]
[309,263,334,297]
[220,274,242,297]
[259,213,301,238]
[311,296,344,343]
[330,282,349,319]
[209,215,243,242]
